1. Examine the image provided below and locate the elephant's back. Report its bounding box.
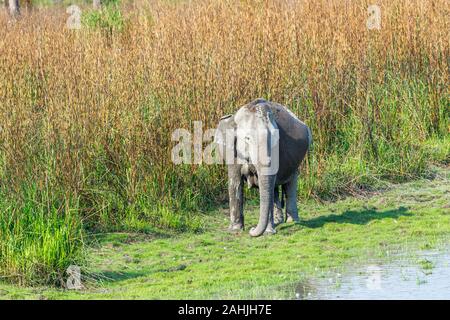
[266,102,311,183]
[246,99,310,138]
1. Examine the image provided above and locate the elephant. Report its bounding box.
[214,98,312,237]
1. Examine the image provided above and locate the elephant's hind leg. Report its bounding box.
[264,186,281,235]
[285,172,300,223]
[264,207,277,234]
[274,185,284,225]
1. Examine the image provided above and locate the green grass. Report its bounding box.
[0,166,448,299]
[0,187,84,286]
[82,0,126,33]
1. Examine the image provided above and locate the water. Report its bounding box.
[294,249,450,300]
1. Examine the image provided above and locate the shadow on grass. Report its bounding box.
[93,270,149,282]
[278,206,411,232]
[92,264,188,284]
[87,229,172,247]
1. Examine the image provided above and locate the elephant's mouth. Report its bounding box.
[244,174,258,189]
[241,164,259,189]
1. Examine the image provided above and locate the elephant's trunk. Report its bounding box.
[249,174,276,237]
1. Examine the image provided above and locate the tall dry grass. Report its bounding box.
[0,0,448,284]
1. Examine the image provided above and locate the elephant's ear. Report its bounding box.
[213,129,225,146]
[220,114,233,120]
[214,115,236,164]
[214,115,235,146]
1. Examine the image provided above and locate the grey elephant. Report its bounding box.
[214,98,312,237]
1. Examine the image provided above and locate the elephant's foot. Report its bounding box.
[286,212,300,223]
[274,207,284,225]
[249,226,276,236]
[286,215,300,223]
[264,225,277,235]
[228,222,244,232]
[249,227,266,237]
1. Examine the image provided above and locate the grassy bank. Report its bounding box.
[0,0,449,285]
[0,165,448,299]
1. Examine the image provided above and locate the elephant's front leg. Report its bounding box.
[228,165,244,231]
[285,172,300,223]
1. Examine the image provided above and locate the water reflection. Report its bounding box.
[294,249,450,300]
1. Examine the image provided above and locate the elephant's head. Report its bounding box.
[215,100,280,237]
